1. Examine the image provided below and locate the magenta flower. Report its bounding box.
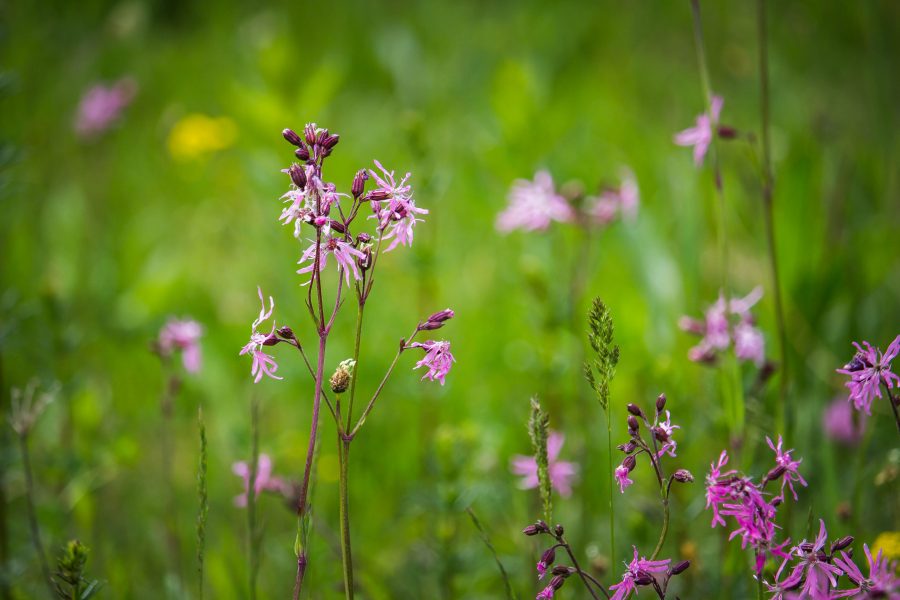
[496,170,575,233]
[705,450,737,527]
[836,335,900,415]
[409,340,455,385]
[614,463,634,494]
[368,160,428,252]
[535,585,555,600]
[674,94,723,166]
[75,78,137,138]
[585,168,640,226]
[653,410,680,458]
[680,287,765,366]
[239,287,282,383]
[788,520,843,599]
[822,398,866,445]
[232,453,288,507]
[609,546,671,600]
[766,436,807,502]
[763,557,804,600]
[158,318,203,374]
[297,235,366,285]
[832,544,899,598]
[511,431,579,498]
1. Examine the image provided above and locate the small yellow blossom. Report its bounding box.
[167,113,237,160]
[872,531,900,561]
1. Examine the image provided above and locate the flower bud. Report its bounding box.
[303,123,317,146]
[617,441,637,453]
[358,246,372,271]
[673,469,694,483]
[717,125,738,139]
[288,163,307,188]
[626,403,644,417]
[540,547,556,567]
[763,465,786,484]
[315,128,329,145]
[622,454,637,472]
[551,565,572,576]
[329,359,356,394]
[656,393,666,413]
[262,333,280,346]
[633,571,655,586]
[831,536,854,553]
[351,169,369,198]
[277,326,295,340]
[553,524,564,537]
[522,524,541,536]
[671,560,691,575]
[295,146,310,161]
[356,232,372,245]
[627,415,639,433]
[282,128,304,146]
[418,309,455,331]
[323,133,340,149]
[549,575,566,590]
[329,220,346,234]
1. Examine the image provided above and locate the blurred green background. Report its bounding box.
[2,0,899,598]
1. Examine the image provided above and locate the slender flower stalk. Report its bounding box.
[196,405,208,600]
[248,396,260,600]
[757,0,789,437]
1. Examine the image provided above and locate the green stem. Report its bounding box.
[606,409,615,572]
[196,405,208,600]
[757,0,788,437]
[337,437,354,599]
[345,299,366,432]
[651,497,670,561]
[18,434,55,597]
[248,396,259,600]
[558,537,607,600]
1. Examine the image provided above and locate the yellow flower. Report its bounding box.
[872,531,900,561]
[167,113,237,160]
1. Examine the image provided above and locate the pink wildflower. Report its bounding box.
[409,340,455,385]
[297,235,366,285]
[674,94,723,166]
[368,160,427,252]
[511,431,579,497]
[609,546,671,600]
[496,170,574,232]
[766,436,807,501]
[705,450,737,527]
[763,557,804,600]
[788,520,843,599]
[239,287,282,383]
[585,168,640,226]
[680,287,765,366]
[614,463,634,494]
[832,544,899,598]
[75,78,137,138]
[836,335,900,414]
[232,454,288,507]
[158,319,203,374]
[822,398,866,445]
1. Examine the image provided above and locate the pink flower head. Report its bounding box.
[836,335,900,415]
[158,318,203,374]
[705,450,737,528]
[75,78,137,138]
[511,431,579,497]
[535,585,555,599]
[788,520,843,598]
[766,436,807,501]
[832,544,899,598]
[614,463,634,494]
[674,94,723,166]
[764,556,804,600]
[585,168,640,226]
[496,170,575,233]
[609,547,671,600]
[239,287,282,383]
[232,453,288,507]
[680,287,765,366]
[653,410,680,458]
[409,340,455,385]
[368,160,427,252]
[822,397,867,445]
[297,235,366,285]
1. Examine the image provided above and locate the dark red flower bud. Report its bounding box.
[671,560,691,575]
[627,416,639,433]
[831,536,854,553]
[551,565,573,576]
[717,125,738,139]
[288,163,307,188]
[304,124,317,145]
[549,575,566,590]
[764,465,786,484]
[356,232,372,245]
[282,128,304,146]
[323,133,340,149]
[553,524,564,537]
[656,393,667,413]
[622,454,637,472]
[366,189,391,202]
[351,169,369,198]
[522,525,541,536]
[633,571,655,586]
[295,146,310,161]
[277,326,295,340]
[328,220,346,234]
[540,547,556,567]
[627,403,644,417]
[654,427,669,442]
[618,441,637,453]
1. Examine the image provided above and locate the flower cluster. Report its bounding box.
[511,431,579,498]
[614,394,684,494]
[496,169,639,233]
[609,547,689,600]
[836,335,900,415]
[239,287,284,383]
[679,287,765,366]
[704,438,806,575]
[763,520,898,599]
[74,78,137,138]
[231,454,290,507]
[157,318,203,374]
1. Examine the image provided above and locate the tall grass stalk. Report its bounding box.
[196,405,208,600]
